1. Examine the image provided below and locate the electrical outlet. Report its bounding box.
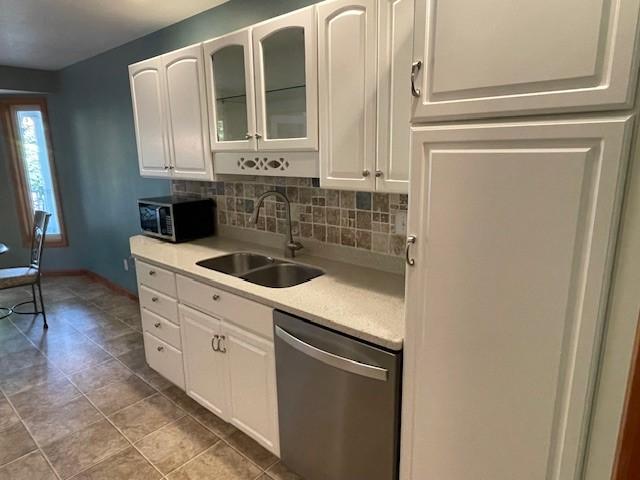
[123,258,129,271]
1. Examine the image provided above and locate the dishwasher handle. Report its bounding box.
[275,326,388,381]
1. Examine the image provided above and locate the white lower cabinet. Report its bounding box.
[224,322,279,455]
[143,331,185,389]
[401,116,633,480]
[180,305,228,418]
[179,301,279,455]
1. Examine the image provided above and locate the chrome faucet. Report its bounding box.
[249,190,303,258]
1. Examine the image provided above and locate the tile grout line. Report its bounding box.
[46,288,203,479]
[0,378,64,480]
[4,279,283,479]
[6,291,169,479]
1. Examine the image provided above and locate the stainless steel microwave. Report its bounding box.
[137,196,215,243]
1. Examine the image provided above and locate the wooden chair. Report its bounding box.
[0,211,51,328]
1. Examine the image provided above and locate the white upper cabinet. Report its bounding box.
[376,0,413,193]
[204,29,257,152]
[401,116,633,480]
[411,0,640,121]
[162,44,214,180]
[252,7,319,151]
[318,0,378,191]
[129,44,214,180]
[129,56,171,178]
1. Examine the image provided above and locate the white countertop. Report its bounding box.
[130,235,405,350]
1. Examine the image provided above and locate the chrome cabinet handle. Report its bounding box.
[375,169,383,178]
[362,170,370,177]
[157,346,164,352]
[255,133,263,139]
[154,322,161,328]
[275,326,388,381]
[405,235,416,266]
[148,270,156,276]
[411,60,422,97]
[218,335,227,353]
[211,335,219,351]
[163,166,169,170]
[151,296,159,303]
[212,294,220,301]
[245,133,253,139]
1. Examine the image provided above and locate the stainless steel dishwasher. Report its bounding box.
[274,310,402,480]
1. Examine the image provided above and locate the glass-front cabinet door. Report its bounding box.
[252,7,318,151]
[204,29,257,151]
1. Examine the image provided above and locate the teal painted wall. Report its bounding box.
[0,66,59,92]
[46,0,320,292]
[0,80,80,270]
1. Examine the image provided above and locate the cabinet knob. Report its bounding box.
[245,133,253,139]
[157,346,164,352]
[362,170,370,177]
[212,294,220,301]
[154,322,161,328]
[255,133,263,139]
[375,170,383,178]
[148,270,156,276]
[151,296,159,303]
[163,166,169,170]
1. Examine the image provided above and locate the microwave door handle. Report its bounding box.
[155,206,162,234]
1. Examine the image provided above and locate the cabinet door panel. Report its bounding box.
[128,57,170,178]
[180,305,228,418]
[204,29,257,152]
[144,332,184,389]
[401,116,633,480]
[318,0,377,191]
[224,322,279,455]
[376,0,413,193]
[253,6,318,151]
[412,0,640,121]
[163,44,213,180]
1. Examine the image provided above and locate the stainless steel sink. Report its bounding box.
[240,263,324,288]
[196,253,279,276]
[196,252,324,288]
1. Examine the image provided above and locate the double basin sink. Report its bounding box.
[196,253,324,288]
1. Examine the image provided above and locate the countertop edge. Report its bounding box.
[130,250,404,351]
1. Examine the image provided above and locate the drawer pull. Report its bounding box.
[151,297,159,303]
[149,270,156,276]
[211,335,220,351]
[154,322,161,328]
[219,335,227,354]
[157,346,164,352]
[212,294,220,301]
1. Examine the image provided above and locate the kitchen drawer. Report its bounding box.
[142,308,181,349]
[136,260,176,296]
[139,285,178,324]
[176,274,273,339]
[144,331,185,389]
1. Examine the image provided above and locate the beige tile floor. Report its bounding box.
[0,275,302,480]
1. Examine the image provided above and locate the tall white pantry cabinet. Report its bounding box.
[401,1,640,480]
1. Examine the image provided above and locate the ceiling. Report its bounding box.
[0,0,230,70]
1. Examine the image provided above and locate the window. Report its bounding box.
[1,98,67,246]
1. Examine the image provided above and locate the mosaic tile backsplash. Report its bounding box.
[172,178,409,256]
